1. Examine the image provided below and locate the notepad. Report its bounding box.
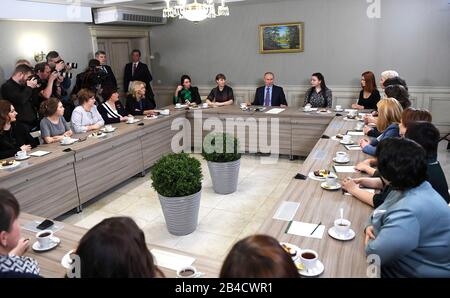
[265,108,285,114]
[29,151,51,157]
[334,165,357,173]
[286,221,325,239]
[150,249,195,271]
[344,188,376,196]
[273,201,300,221]
[344,145,362,151]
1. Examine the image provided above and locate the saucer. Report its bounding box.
[126,119,141,124]
[298,260,324,277]
[0,160,21,169]
[331,136,342,141]
[328,227,356,241]
[308,171,337,182]
[61,249,76,269]
[88,133,107,139]
[339,140,354,145]
[60,138,77,145]
[321,182,342,190]
[101,127,116,133]
[333,157,350,164]
[335,109,344,112]
[15,155,30,161]
[32,236,60,252]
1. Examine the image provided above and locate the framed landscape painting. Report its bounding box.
[259,22,304,54]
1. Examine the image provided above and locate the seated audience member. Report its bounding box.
[126,81,156,116]
[0,100,38,159]
[98,86,129,124]
[253,72,287,107]
[364,138,450,277]
[384,84,411,109]
[72,217,164,278]
[173,75,202,105]
[39,98,73,144]
[0,64,39,132]
[359,98,402,155]
[383,76,408,91]
[352,71,380,110]
[356,107,432,175]
[220,235,299,278]
[0,189,40,277]
[379,70,399,90]
[304,73,332,108]
[206,74,234,107]
[71,89,104,133]
[344,122,449,207]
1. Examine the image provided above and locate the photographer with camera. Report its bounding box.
[71,59,107,103]
[0,65,40,132]
[95,50,117,89]
[33,62,58,101]
[46,51,77,103]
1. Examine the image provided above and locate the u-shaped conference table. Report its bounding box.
[4,105,374,277]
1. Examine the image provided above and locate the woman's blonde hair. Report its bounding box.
[128,81,146,99]
[376,97,403,132]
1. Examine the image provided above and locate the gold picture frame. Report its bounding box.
[259,22,304,54]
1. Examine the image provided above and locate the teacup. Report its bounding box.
[334,218,351,236]
[355,122,364,130]
[335,105,342,111]
[335,151,348,162]
[240,103,247,109]
[127,116,135,123]
[175,103,181,109]
[15,150,27,159]
[160,109,170,116]
[36,230,54,248]
[202,103,208,109]
[299,249,318,271]
[348,109,357,117]
[176,266,198,278]
[105,125,113,131]
[61,136,71,144]
[342,135,352,144]
[325,176,337,187]
[304,104,312,111]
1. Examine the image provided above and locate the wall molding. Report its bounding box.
[153,84,450,134]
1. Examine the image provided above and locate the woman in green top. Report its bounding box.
[173,75,201,105]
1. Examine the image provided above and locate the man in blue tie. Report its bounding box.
[252,72,287,107]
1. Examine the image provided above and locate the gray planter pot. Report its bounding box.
[158,190,201,236]
[207,159,240,194]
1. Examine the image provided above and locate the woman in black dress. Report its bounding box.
[352,71,380,110]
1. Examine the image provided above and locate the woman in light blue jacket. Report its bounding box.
[365,138,450,277]
[360,98,402,156]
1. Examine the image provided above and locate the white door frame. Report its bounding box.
[88,25,152,70]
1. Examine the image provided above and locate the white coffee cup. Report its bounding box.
[36,230,54,248]
[335,105,342,111]
[175,103,181,108]
[355,122,364,130]
[127,116,135,123]
[326,176,337,187]
[334,218,351,236]
[61,136,71,144]
[348,109,357,117]
[342,135,352,144]
[176,266,198,278]
[202,103,208,108]
[15,150,27,159]
[300,249,318,271]
[240,103,247,108]
[105,125,113,131]
[304,104,312,111]
[160,109,170,116]
[335,151,348,162]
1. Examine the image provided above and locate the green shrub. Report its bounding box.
[151,153,202,197]
[202,132,241,163]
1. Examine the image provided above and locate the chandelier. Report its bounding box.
[163,0,230,23]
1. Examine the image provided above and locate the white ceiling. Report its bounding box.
[21,0,292,10]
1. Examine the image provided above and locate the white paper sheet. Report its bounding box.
[347,131,365,136]
[150,249,195,271]
[334,165,357,173]
[273,201,300,221]
[265,108,285,114]
[287,221,325,239]
[29,151,51,157]
[344,145,362,151]
[344,188,376,196]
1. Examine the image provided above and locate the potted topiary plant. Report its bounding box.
[202,132,241,194]
[151,153,203,236]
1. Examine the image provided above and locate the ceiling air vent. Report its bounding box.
[93,7,166,25]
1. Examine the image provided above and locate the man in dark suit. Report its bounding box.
[252,72,287,107]
[95,50,117,89]
[123,49,154,100]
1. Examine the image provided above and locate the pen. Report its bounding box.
[310,222,322,235]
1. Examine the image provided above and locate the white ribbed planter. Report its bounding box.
[158,190,201,236]
[207,159,240,195]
